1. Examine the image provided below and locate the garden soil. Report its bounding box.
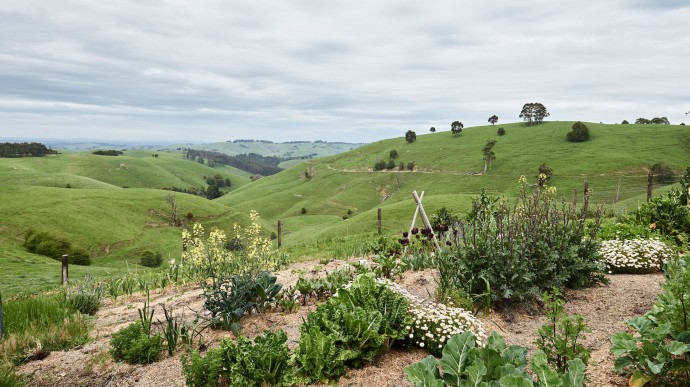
[17,260,664,386]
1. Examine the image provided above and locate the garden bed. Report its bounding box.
[16,260,663,386]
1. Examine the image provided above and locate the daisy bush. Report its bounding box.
[377,278,487,356]
[598,238,676,274]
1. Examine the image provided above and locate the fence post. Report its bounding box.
[377,208,382,235]
[0,290,4,344]
[647,170,653,202]
[61,254,69,285]
[277,220,282,248]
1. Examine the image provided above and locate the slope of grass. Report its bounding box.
[220,122,690,246]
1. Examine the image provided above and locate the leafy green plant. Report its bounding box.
[65,275,103,315]
[294,327,347,384]
[405,331,586,387]
[138,291,155,336]
[633,188,690,247]
[109,322,161,365]
[610,256,690,385]
[440,183,607,308]
[535,289,591,373]
[203,271,282,332]
[182,330,295,387]
[276,286,299,313]
[373,253,406,279]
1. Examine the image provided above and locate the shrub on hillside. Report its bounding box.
[68,248,92,266]
[497,127,506,136]
[567,121,590,142]
[140,250,163,268]
[651,161,676,184]
[373,160,386,171]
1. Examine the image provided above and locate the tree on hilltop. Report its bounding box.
[488,115,498,125]
[451,121,464,136]
[519,103,549,126]
[405,130,417,143]
[430,127,436,133]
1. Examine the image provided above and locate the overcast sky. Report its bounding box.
[1,1,688,143]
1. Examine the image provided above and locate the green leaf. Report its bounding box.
[404,356,444,387]
[613,356,634,373]
[563,359,585,387]
[628,317,654,336]
[666,341,689,355]
[530,351,562,387]
[441,332,477,386]
[675,331,690,344]
[502,345,528,369]
[610,332,637,356]
[498,374,534,387]
[465,359,488,387]
[486,332,507,353]
[644,358,665,374]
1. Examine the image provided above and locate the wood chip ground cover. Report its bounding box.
[16,260,664,386]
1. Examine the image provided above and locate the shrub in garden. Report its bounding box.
[179,211,288,281]
[439,182,607,309]
[65,275,103,315]
[598,238,675,274]
[140,250,162,268]
[109,322,162,365]
[632,188,690,247]
[203,271,282,332]
[295,274,413,383]
[535,289,591,373]
[611,256,690,386]
[405,331,586,387]
[182,330,295,387]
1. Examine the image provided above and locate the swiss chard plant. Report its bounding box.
[405,331,586,387]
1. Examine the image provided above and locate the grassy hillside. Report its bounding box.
[2,121,688,295]
[220,121,690,246]
[0,152,254,296]
[175,140,363,158]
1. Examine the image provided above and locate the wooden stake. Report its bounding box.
[412,191,441,251]
[277,220,282,248]
[647,170,653,202]
[61,254,69,285]
[377,208,382,235]
[572,188,577,211]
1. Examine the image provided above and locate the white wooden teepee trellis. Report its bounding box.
[404,190,441,253]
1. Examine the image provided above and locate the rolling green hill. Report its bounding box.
[219,121,690,244]
[1,121,688,296]
[175,140,363,159]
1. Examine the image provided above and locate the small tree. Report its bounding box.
[386,159,396,170]
[488,115,498,125]
[389,149,398,159]
[621,120,629,124]
[497,127,506,136]
[166,194,180,226]
[301,207,307,215]
[405,130,417,143]
[635,118,651,124]
[519,103,549,125]
[429,127,436,133]
[451,121,463,136]
[537,163,553,182]
[566,121,590,142]
[651,162,676,184]
[373,160,387,171]
[482,139,497,173]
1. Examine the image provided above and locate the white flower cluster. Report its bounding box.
[376,278,487,353]
[598,238,675,274]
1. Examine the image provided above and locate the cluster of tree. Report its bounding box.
[204,174,232,199]
[0,142,57,158]
[519,103,550,125]
[92,149,123,156]
[230,139,275,143]
[566,121,590,142]
[373,159,415,171]
[233,152,296,167]
[634,117,670,125]
[183,149,283,176]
